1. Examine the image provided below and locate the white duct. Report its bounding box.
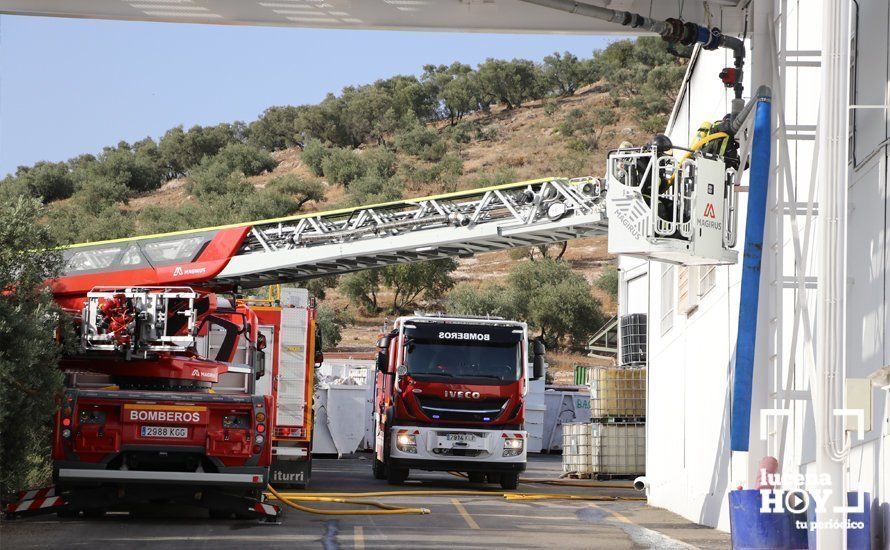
[815,0,850,547]
[816,0,851,464]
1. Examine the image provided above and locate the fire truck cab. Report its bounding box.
[372,314,545,490]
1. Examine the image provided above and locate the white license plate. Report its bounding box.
[446,433,477,443]
[140,426,188,439]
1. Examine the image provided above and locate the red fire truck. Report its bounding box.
[7,229,316,519]
[372,314,545,490]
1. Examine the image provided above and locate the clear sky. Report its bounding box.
[0,15,622,177]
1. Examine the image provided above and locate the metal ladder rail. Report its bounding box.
[215,178,607,288]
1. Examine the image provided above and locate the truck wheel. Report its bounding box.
[467,472,486,484]
[499,472,520,490]
[386,465,408,485]
[56,509,79,519]
[372,457,386,480]
[209,509,232,520]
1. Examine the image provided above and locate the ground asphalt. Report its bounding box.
[0,454,730,549]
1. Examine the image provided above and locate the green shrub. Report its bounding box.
[394,124,445,162]
[158,124,241,177]
[471,167,517,188]
[5,162,75,203]
[542,51,592,96]
[87,143,166,194]
[316,303,354,351]
[339,269,381,314]
[210,143,278,176]
[596,265,619,300]
[264,174,325,209]
[543,99,560,116]
[0,197,64,493]
[321,147,367,186]
[48,201,135,244]
[362,148,398,179]
[74,177,132,208]
[474,124,498,142]
[447,283,517,319]
[186,161,250,198]
[345,174,403,206]
[249,105,303,151]
[446,121,475,144]
[300,138,329,177]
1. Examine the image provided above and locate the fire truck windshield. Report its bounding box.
[405,339,521,382]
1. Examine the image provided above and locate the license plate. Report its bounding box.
[140,426,188,439]
[447,433,477,443]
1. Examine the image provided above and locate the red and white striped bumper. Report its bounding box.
[253,501,280,518]
[6,493,67,515]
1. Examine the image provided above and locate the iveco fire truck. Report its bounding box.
[372,314,545,489]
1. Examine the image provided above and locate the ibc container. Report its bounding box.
[561,422,592,475]
[589,366,646,419]
[589,421,645,476]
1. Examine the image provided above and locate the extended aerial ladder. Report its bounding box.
[55,177,608,296]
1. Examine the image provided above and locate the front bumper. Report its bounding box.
[391,457,526,473]
[389,425,527,467]
[56,468,268,487]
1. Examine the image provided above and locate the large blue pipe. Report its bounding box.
[730,95,773,452]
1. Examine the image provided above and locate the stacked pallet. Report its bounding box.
[562,314,647,479]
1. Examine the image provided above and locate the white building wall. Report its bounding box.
[639,0,889,540]
[644,43,747,531]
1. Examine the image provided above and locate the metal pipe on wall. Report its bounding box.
[815,0,850,547]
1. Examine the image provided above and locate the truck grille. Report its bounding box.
[416,396,508,422]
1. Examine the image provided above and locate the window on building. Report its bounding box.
[660,264,674,334]
[678,266,700,315]
[699,265,717,298]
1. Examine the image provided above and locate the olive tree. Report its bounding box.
[0,197,64,493]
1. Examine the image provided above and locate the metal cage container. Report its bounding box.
[619,313,647,365]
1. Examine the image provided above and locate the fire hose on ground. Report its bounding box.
[265,485,645,517]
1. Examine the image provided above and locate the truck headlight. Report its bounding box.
[396,430,417,453]
[503,437,524,457]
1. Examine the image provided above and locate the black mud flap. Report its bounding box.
[270,456,311,489]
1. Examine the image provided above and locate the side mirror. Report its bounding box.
[531,338,546,380]
[376,350,388,373]
[254,349,266,380]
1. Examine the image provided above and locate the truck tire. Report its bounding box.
[500,472,520,490]
[386,465,409,485]
[467,472,486,484]
[372,457,386,480]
